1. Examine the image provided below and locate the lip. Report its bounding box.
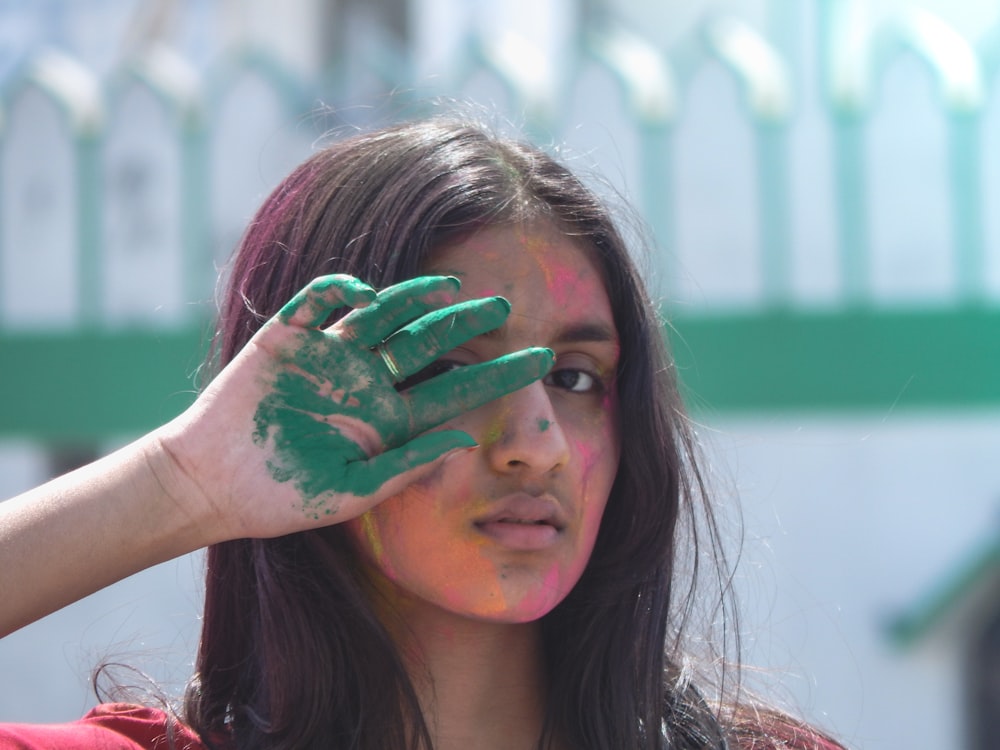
[473,493,566,551]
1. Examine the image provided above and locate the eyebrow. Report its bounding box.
[554,321,618,345]
[480,318,618,346]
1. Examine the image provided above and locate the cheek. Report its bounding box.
[351,474,472,574]
[572,395,620,482]
[571,411,620,540]
[574,439,615,538]
[348,475,519,617]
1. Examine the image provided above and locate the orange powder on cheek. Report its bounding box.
[417,495,509,617]
[359,492,515,619]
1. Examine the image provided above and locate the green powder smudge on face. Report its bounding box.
[537,418,551,432]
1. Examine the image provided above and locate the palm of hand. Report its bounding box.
[252,324,412,516]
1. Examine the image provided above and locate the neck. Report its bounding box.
[380,594,552,750]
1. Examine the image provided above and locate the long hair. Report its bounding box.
[183,116,735,749]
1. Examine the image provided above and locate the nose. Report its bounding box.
[482,381,570,476]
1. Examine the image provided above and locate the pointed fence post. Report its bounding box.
[0,51,102,329]
[101,45,203,327]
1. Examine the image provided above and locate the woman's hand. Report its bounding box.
[164,274,553,542]
[0,273,551,635]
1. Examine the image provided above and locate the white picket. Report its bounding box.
[672,60,762,308]
[867,53,956,304]
[100,75,186,326]
[208,62,312,273]
[0,85,80,328]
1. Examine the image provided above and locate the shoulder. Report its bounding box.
[0,703,207,750]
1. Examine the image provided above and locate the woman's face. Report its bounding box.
[347,221,621,623]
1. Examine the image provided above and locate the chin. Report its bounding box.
[460,598,561,624]
[440,569,577,624]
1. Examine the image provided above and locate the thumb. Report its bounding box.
[341,430,478,504]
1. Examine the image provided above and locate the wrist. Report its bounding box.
[140,418,223,551]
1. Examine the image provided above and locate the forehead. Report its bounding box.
[425,223,612,315]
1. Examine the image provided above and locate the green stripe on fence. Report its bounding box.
[0,328,210,440]
[668,307,1000,412]
[1,307,998,440]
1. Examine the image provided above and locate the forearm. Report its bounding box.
[0,429,212,637]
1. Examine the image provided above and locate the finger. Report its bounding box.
[404,347,554,434]
[379,296,511,379]
[341,276,461,346]
[339,430,478,500]
[278,275,377,328]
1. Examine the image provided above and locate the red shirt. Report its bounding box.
[0,703,207,750]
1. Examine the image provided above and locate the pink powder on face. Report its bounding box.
[542,263,587,311]
[436,225,603,336]
[517,228,599,315]
[573,436,604,478]
[511,564,566,621]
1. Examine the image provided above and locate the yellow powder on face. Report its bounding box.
[480,413,506,447]
[358,512,384,561]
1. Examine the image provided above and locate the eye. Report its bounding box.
[395,359,463,392]
[544,367,599,394]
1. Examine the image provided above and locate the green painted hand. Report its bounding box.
[249,274,553,521]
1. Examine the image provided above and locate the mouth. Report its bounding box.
[473,494,565,551]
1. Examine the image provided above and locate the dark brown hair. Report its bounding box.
[184,116,750,749]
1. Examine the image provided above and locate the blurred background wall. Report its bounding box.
[1,1,1000,747]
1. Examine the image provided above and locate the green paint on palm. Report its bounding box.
[251,335,386,509]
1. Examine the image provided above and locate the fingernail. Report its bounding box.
[492,296,511,312]
[537,347,555,370]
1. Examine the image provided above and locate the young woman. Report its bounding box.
[0,116,845,749]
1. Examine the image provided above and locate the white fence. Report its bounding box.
[2,3,1000,337]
